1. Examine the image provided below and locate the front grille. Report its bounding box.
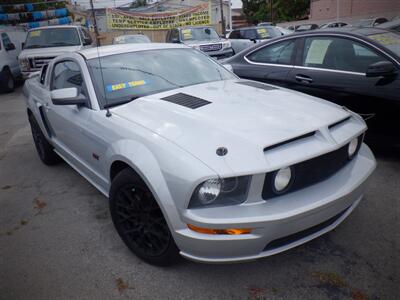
[199,43,222,52]
[262,136,362,200]
[29,56,56,70]
[263,206,350,251]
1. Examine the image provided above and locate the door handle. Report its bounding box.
[295,74,313,84]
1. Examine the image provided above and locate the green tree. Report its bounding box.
[242,0,310,24]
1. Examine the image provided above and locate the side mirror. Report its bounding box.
[366,61,396,77]
[171,38,180,44]
[5,43,16,51]
[250,38,257,43]
[83,38,92,46]
[51,87,87,106]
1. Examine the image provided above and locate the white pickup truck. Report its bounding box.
[0,28,26,92]
[18,25,93,79]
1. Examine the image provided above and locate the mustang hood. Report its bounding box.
[112,80,354,175]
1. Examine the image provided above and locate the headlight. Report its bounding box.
[222,41,231,49]
[198,178,221,204]
[19,58,29,71]
[189,176,251,208]
[273,167,293,193]
[348,136,361,159]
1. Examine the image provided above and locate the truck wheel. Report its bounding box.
[109,168,180,266]
[28,114,60,165]
[0,69,15,93]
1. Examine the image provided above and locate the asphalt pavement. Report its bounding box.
[0,88,398,300]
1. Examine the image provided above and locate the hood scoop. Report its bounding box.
[161,93,211,109]
[237,81,277,91]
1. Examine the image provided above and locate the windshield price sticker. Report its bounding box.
[257,28,269,38]
[369,33,400,46]
[30,30,41,37]
[181,29,193,39]
[107,80,147,92]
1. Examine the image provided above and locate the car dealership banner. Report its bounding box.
[106,3,210,30]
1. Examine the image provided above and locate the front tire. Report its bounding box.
[109,168,180,266]
[0,69,15,93]
[28,114,60,165]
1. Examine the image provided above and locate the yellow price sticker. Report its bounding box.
[30,30,42,37]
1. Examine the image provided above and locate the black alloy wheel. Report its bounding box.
[109,168,179,265]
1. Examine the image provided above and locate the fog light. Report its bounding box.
[188,224,251,235]
[198,178,221,204]
[348,137,359,158]
[273,167,292,193]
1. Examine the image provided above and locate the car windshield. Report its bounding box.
[24,28,80,49]
[180,27,219,41]
[87,48,235,108]
[354,19,373,27]
[114,35,151,44]
[368,32,400,56]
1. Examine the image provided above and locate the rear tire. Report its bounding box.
[28,114,60,165]
[109,168,180,266]
[0,69,15,93]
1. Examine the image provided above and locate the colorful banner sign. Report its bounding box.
[107,3,210,30]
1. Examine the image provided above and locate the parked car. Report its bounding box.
[18,25,93,79]
[227,26,281,53]
[258,22,274,27]
[377,19,400,33]
[295,24,319,31]
[353,18,388,27]
[276,26,294,35]
[165,26,233,59]
[0,28,26,92]
[287,25,299,31]
[23,43,375,265]
[112,34,151,44]
[320,22,348,28]
[224,27,400,147]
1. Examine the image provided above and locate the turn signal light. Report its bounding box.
[187,224,251,235]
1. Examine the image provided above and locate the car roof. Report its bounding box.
[377,19,400,29]
[28,25,82,32]
[233,26,275,30]
[280,26,392,38]
[176,26,213,30]
[79,43,187,59]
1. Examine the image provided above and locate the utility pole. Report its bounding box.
[270,0,273,24]
[228,0,232,31]
[219,0,226,36]
[90,0,101,46]
[337,0,340,22]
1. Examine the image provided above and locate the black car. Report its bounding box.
[225,27,400,147]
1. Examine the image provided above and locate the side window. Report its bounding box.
[40,64,48,85]
[1,33,12,48]
[171,29,179,41]
[302,37,389,73]
[80,28,93,45]
[241,29,257,40]
[51,61,87,97]
[229,30,240,39]
[247,40,295,65]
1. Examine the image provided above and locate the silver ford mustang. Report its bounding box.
[23,43,376,265]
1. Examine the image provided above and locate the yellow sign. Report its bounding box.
[107,4,210,30]
[257,28,269,39]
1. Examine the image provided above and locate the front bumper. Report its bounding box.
[204,48,234,59]
[173,144,376,263]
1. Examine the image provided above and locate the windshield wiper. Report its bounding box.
[103,96,139,109]
[24,44,43,49]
